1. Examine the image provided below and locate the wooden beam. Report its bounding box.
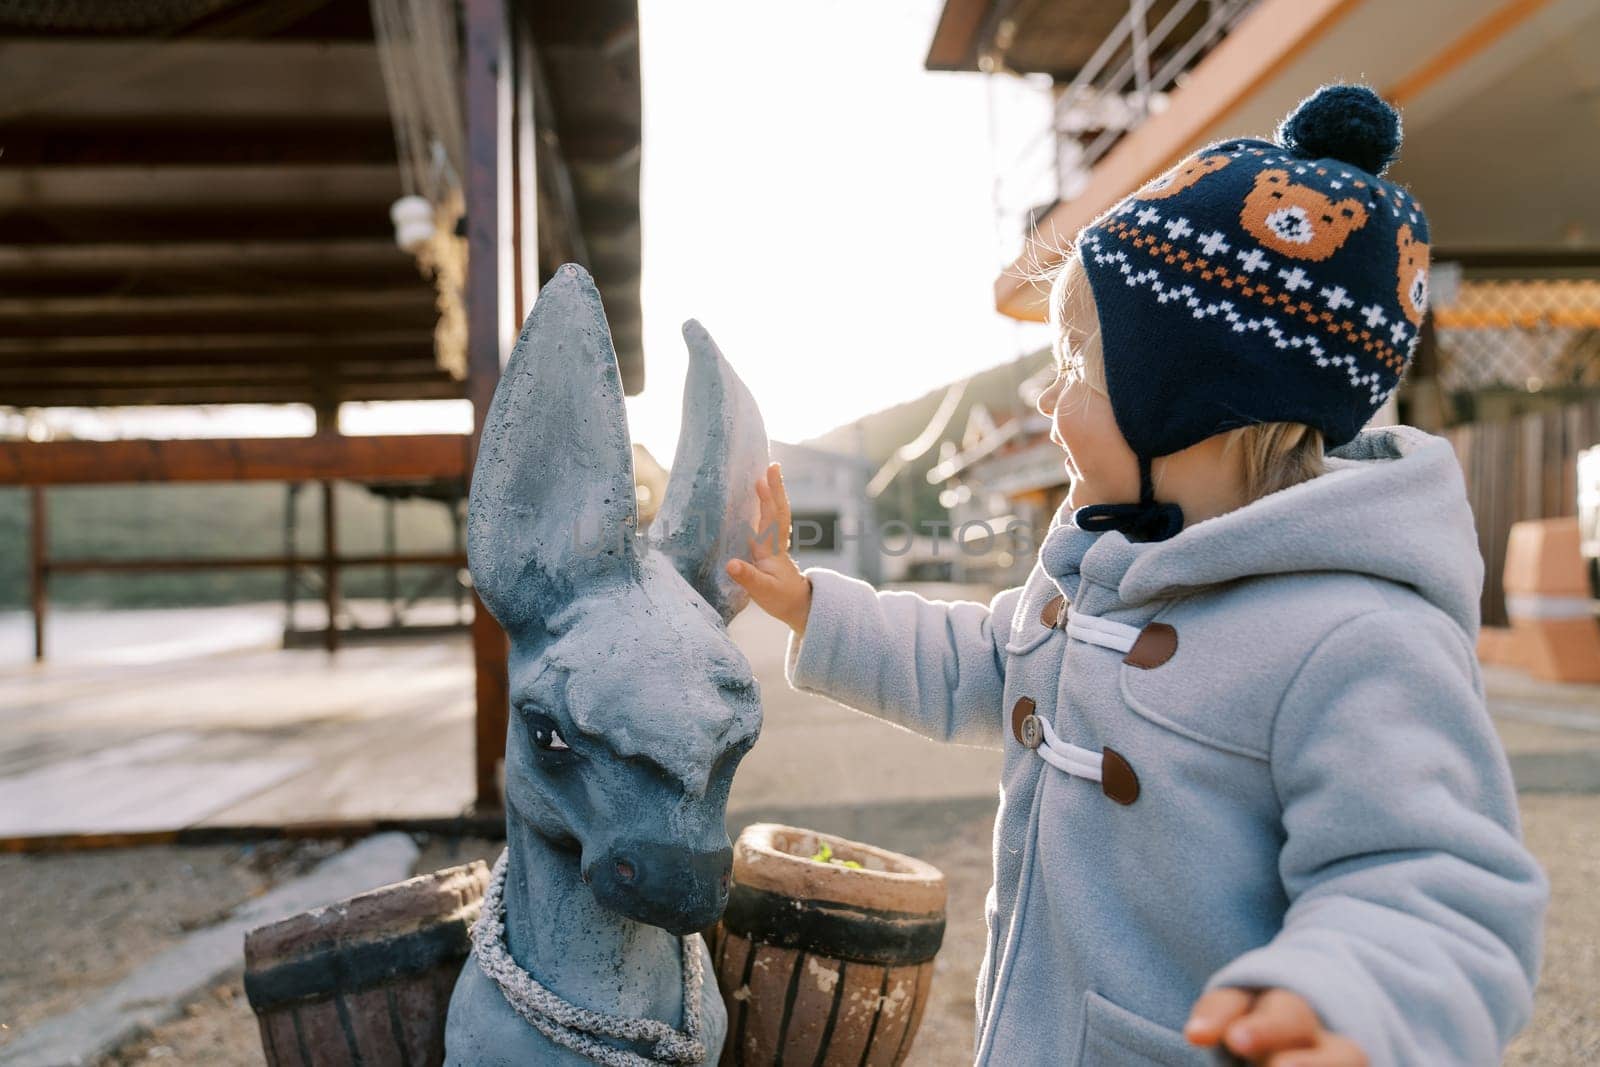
[0,354,442,377]
[524,2,638,49]
[176,0,368,41]
[465,0,512,813]
[0,363,449,387]
[530,74,591,269]
[0,434,471,486]
[0,240,403,273]
[0,207,390,245]
[0,117,397,167]
[43,552,465,574]
[0,1,374,41]
[0,380,463,407]
[0,294,436,339]
[513,4,539,321]
[924,0,993,71]
[0,330,426,358]
[0,289,428,318]
[0,42,388,117]
[555,121,642,164]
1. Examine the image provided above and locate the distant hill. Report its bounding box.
[802,349,1051,526]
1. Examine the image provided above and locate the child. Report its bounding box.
[726,85,1546,1066]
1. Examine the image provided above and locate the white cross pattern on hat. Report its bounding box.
[1236,248,1270,273]
[1360,304,1388,329]
[1278,267,1312,292]
[1163,216,1194,240]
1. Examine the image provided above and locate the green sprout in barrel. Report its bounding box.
[808,841,862,869]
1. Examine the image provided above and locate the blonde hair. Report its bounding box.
[1047,253,1325,505]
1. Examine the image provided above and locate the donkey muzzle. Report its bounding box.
[586,841,734,935]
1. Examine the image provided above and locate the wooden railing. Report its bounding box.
[1445,396,1600,626]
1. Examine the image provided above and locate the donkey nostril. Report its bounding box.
[614,859,636,883]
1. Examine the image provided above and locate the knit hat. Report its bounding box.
[1072,84,1430,542]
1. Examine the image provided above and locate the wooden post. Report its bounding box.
[30,486,46,661]
[321,480,340,652]
[465,0,513,811]
[384,494,400,627]
[283,482,300,639]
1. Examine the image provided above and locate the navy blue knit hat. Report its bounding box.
[1072,84,1430,541]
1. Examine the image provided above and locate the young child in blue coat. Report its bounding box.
[728,86,1546,1066]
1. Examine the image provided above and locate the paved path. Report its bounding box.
[0,600,1595,838]
[0,594,1006,837]
[0,604,476,833]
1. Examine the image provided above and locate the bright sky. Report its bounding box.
[625,0,1051,460]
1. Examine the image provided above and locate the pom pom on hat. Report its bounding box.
[1276,84,1401,176]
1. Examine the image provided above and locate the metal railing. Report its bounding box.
[992,0,1259,237]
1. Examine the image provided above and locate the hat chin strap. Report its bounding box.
[1072,454,1185,542]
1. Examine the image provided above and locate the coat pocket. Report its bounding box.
[1076,991,1209,1067]
[1119,659,1272,762]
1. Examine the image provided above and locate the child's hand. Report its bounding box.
[1185,988,1366,1066]
[726,462,813,636]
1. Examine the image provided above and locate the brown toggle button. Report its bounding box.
[1010,697,1036,746]
[1122,622,1178,669]
[1039,594,1068,629]
[1101,746,1140,805]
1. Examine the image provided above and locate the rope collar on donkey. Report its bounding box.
[1073,453,1184,543]
[472,850,709,1066]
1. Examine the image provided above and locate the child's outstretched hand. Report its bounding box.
[1185,987,1366,1066]
[726,462,813,636]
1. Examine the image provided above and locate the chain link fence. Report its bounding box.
[1434,279,1600,395]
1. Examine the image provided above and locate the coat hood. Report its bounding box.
[1041,425,1485,639]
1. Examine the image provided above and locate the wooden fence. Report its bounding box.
[1445,396,1600,627]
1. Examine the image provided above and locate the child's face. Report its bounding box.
[1036,270,1140,509]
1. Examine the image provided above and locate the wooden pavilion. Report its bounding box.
[0,0,643,811]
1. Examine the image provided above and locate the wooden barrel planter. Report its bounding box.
[244,860,489,1067]
[711,824,946,1066]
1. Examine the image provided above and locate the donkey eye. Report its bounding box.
[524,709,574,754]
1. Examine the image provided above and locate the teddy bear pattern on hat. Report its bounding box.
[1074,83,1431,467]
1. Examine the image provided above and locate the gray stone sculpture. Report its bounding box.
[445,264,768,1065]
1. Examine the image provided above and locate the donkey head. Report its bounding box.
[469,264,767,935]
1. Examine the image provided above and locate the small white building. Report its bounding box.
[770,441,879,582]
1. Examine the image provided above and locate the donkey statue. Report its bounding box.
[445,264,769,1065]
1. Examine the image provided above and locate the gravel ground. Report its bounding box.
[4,795,1595,1065]
[94,982,259,1067]
[0,838,342,1047]
[1505,794,1600,1066]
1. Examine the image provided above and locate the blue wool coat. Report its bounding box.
[785,426,1546,1066]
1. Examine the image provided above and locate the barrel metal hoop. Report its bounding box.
[244,920,473,1012]
[721,884,946,965]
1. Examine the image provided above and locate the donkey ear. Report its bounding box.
[468,264,639,635]
[649,320,770,625]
